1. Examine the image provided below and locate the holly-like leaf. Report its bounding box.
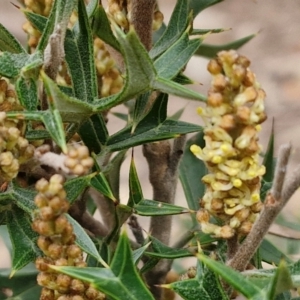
[90,172,117,201]
[42,71,94,123]
[132,242,151,264]
[16,77,39,111]
[179,132,206,211]
[0,52,42,79]
[150,0,190,59]
[66,214,108,268]
[189,0,224,19]
[133,199,188,216]
[64,174,95,204]
[0,23,25,53]
[92,5,121,52]
[94,27,157,110]
[128,156,143,207]
[167,259,229,300]
[145,235,193,259]
[107,93,201,151]
[6,207,41,275]
[154,32,202,79]
[195,33,256,58]
[152,77,207,102]
[51,231,154,300]
[198,253,263,299]
[64,0,98,103]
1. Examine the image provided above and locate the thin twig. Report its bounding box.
[227,144,295,271]
[128,215,145,245]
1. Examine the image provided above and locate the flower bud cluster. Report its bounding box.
[94,38,123,97]
[64,144,94,176]
[0,78,35,183]
[191,50,267,238]
[107,0,163,32]
[33,175,105,300]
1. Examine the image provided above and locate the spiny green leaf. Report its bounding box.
[128,156,143,207]
[168,260,229,300]
[154,32,202,79]
[106,94,200,150]
[0,50,42,79]
[42,71,94,123]
[109,230,154,299]
[10,181,36,213]
[92,5,121,52]
[73,0,99,33]
[66,214,108,268]
[7,207,41,274]
[23,10,47,33]
[90,172,116,201]
[52,231,154,299]
[94,27,157,111]
[64,0,97,103]
[0,23,25,53]
[64,174,94,204]
[41,110,67,153]
[189,0,224,19]
[16,77,39,111]
[133,199,188,216]
[103,150,127,201]
[195,33,256,58]
[150,0,190,59]
[152,77,207,101]
[179,131,206,211]
[132,242,151,264]
[145,236,193,259]
[198,253,263,298]
[54,0,77,38]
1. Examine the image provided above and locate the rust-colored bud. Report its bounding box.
[196,209,210,223]
[207,59,222,75]
[70,279,85,293]
[238,221,253,235]
[207,92,223,107]
[66,245,82,259]
[219,114,235,131]
[48,243,63,259]
[220,225,235,239]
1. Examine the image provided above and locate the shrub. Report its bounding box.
[0,0,300,299]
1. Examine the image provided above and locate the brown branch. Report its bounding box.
[130,0,156,51]
[227,143,296,271]
[143,136,186,299]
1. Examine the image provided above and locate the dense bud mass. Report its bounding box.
[33,175,105,299]
[191,50,266,238]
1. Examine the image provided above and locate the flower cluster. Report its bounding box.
[33,174,105,300]
[64,144,94,176]
[0,78,34,183]
[191,50,266,238]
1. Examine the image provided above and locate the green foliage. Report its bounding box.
[0,0,294,299]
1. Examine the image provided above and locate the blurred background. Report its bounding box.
[1,0,300,284]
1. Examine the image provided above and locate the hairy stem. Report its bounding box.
[227,144,298,271]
